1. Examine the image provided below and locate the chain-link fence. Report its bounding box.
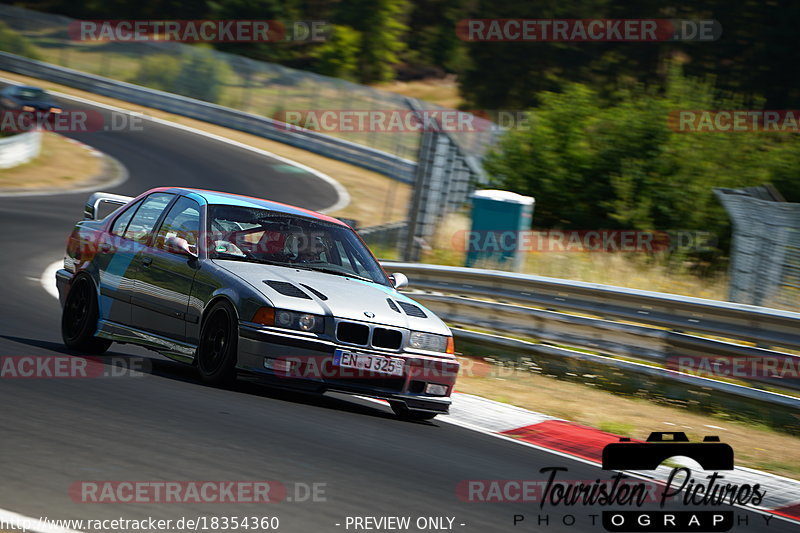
[715,187,800,311]
[0,4,499,165]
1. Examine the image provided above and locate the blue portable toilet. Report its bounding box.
[465,189,535,271]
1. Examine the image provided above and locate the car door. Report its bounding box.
[96,192,175,326]
[94,198,141,325]
[130,195,202,342]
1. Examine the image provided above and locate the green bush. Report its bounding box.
[0,21,40,60]
[312,25,361,82]
[484,65,800,249]
[173,47,231,104]
[132,55,180,92]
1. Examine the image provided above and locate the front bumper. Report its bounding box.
[238,324,459,414]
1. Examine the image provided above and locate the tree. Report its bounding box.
[311,25,361,81]
[459,0,800,110]
[0,21,40,59]
[483,66,800,244]
[174,47,231,103]
[335,0,410,83]
[405,0,468,73]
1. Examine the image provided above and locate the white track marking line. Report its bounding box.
[0,76,350,214]
[356,394,602,468]
[40,259,61,299]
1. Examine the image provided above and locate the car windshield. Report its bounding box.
[207,205,390,286]
[17,88,46,101]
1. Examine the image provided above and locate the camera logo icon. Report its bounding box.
[602,432,734,471]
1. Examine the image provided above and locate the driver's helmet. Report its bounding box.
[285,233,328,262]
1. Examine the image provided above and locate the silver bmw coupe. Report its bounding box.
[57,187,459,420]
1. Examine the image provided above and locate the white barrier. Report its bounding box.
[0,129,41,169]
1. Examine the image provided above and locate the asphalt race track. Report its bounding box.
[0,89,793,533]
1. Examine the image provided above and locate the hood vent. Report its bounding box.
[386,298,400,313]
[300,283,328,301]
[397,301,427,318]
[263,280,311,299]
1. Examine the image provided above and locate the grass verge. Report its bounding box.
[421,212,728,301]
[375,76,465,109]
[0,131,100,190]
[0,70,411,225]
[456,357,800,479]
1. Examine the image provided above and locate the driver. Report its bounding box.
[286,233,329,263]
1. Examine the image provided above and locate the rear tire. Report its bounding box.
[61,275,111,355]
[390,401,438,421]
[197,301,239,387]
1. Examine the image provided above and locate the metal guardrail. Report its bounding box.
[0,129,41,169]
[0,52,416,183]
[385,262,800,350]
[383,262,800,406]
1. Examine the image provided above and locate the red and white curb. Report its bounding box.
[437,392,800,523]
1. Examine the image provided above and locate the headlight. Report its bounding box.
[275,309,293,328]
[408,331,449,352]
[22,105,34,112]
[253,307,324,334]
[298,314,318,331]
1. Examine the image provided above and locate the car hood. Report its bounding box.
[214,260,451,336]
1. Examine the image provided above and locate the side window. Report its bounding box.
[110,200,142,238]
[335,239,368,275]
[123,193,174,244]
[154,197,201,252]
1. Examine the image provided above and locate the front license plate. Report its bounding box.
[333,350,405,376]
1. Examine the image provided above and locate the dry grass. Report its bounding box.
[376,76,464,109]
[0,131,100,190]
[456,358,800,479]
[421,212,728,300]
[0,70,411,225]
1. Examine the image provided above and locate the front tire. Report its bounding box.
[61,275,111,355]
[197,301,239,387]
[390,401,438,421]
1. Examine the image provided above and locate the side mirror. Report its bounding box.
[165,236,198,259]
[389,272,409,290]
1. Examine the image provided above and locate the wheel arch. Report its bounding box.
[68,270,100,302]
[200,294,241,327]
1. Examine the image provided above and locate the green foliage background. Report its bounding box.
[484,65,800,250]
